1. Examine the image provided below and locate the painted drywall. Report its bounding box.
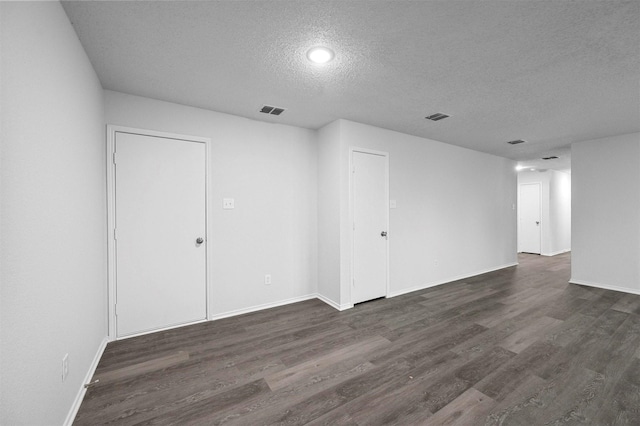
[549,171,572,254]
[317,121,342,307]
[104,91,318,315]
[0,2,107,425]
[571,132,640,294]
[518,170,571,256]
[316,120,518,306]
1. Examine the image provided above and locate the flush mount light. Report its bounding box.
[306,46,334,64]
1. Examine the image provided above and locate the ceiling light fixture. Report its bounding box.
[306,46,334,64]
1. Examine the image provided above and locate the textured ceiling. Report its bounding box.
[61,0,640,171]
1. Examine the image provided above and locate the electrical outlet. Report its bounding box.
[62,353,69,382]
[264,274,272,285]
[223,198,235,209]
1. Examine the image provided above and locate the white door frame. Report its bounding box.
[348,147,390,305]
[106,125,212,340]
[518,181,542,254]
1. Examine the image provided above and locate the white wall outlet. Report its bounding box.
[264,274,272,285]
[62,353,69,382]
[223,198,235,209]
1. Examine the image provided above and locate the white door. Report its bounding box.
[519,182,541,254]
[115,132,207,337]
[352,150,388,304]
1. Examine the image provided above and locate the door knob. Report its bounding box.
[196,237,204,244]
[536,221,539,225]
[381,231,387,237]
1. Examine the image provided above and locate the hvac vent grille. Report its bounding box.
[260,105,286,116]
[542,156,559,160]
[507,139,527,145]
[425,113,450,121]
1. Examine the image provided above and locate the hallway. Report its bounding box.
[75,253,640,425]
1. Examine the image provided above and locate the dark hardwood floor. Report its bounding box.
[75,253,640,425]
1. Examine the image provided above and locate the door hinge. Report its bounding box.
[352,164,356,173]
[114,304,118,316]
[113,228,117,240]
[112,152,117,165]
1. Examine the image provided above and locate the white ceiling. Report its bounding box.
[61,1,640,171]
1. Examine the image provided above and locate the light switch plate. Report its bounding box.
[223,198,234,209]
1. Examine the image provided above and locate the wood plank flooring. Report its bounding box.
[74,253,640,425]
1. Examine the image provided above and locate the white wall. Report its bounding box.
[518,170,571,256]
[316,121,342,306]
[104,91,318,316]
[0,2,107,425]
[550,170,571,254]
[571,132,640,294]
[317,120,518,306]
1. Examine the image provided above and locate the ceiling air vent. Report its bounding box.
[507,139,527,145]
[260,105,286,116]
[425,113,450,121]
[542,156,559,160]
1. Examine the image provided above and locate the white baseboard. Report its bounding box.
[116,318,210,341]
[542,249,571,257]
[64,336,108,426]
[387,262,519,298]
[569,278,640,296]
[315,293,353,311]
[208,294,317,322]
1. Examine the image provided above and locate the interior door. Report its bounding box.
[519,182,541,254]
[352,150,388,304]
[115,131,207,337]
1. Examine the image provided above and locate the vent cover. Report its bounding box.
[260,105,285,116]
[425,113,450,121]
[507,139,527,145]
[542,156,559,160]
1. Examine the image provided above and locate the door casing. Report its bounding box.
[106,125,212,340]
[349,147,390,305]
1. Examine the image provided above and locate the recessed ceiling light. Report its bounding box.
[306,46,334,64]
